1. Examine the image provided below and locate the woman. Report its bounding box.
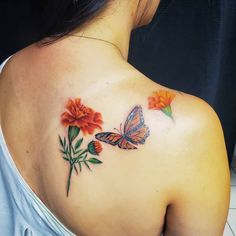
[0,0,230,235]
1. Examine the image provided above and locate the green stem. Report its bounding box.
[68,141,72,160]
[68,141,74,165]
[67,127,73,161]
[78,162,82,172]
[66,165,73,197]
[78,149,88,158]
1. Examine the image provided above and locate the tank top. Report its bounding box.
[0,57,75,236]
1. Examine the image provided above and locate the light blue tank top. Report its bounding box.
[0,57,75,236]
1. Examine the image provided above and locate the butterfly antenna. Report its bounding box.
[114,128,121,134]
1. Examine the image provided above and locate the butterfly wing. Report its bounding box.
[124,105,143,134]
[123,105,150,145]
[118,138,137,150]
[95,132,137,150]
[126,125,150,145]
[95,132,122,146]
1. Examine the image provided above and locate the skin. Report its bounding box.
[0,0,230,235]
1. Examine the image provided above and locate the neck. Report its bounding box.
[65,2,138,61]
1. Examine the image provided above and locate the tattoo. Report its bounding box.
[59,98,103,196]
[96,105,150,150]
[148,90,176,119]
[59,100,150,196]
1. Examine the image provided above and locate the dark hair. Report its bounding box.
[39,0,108,44]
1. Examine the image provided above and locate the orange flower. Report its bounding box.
[148,90,176,118]
[61,98,103,135]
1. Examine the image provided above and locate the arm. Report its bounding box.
[164,99,230,236]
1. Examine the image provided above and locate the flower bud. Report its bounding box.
[88,141,103,155]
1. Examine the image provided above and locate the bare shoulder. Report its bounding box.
[139,80,230,235]
[142,75,229,175]
[120,71,229,179]
[135,74,225,145]
[140,75,222,136]
[137,77,230,234]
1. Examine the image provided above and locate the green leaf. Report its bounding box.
[161,106,173,119]
[72,146,75,155]
[82,153,88,161]
[78,162,82,172]
[68,126,80,143]
[59,136,64,147]
[60,149,67,155]
[74,165,78,175]
[75,138,83,150]
[74,149,83,155]
[63,156,70,161]
[63,137,66,147]
[72,158,79,163]
[72,156,84,163]
[88,158,103,164]
[83,161,92,171]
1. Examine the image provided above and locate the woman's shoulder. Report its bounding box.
[132,71,221,134]
[144,78,226,162]
[134,74,228,181]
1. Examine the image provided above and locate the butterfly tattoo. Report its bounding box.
[95,105,150,150]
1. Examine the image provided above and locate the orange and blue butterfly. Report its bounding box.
[95,105,150,150]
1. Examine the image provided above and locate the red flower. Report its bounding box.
[61,98,103,135]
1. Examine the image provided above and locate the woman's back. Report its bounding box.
[0,39,230,235]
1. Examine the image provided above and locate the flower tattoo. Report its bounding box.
[148,90,176,119]
[59,98,103,196]
[88,140,103,155]
[61,98,103,135]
